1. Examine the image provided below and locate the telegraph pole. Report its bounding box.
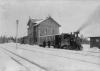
[16,19,19,49]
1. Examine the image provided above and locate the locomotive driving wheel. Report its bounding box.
[61,45,70,49]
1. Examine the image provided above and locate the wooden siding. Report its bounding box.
[90,37,100,48]
[39,18,59,36]
[27,17,60,44]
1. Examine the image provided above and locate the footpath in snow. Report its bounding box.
[0,43,100,71]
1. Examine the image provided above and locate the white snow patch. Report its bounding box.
[0,43,100,71]
[82,44,100,52]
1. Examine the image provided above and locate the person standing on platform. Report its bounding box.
[48,41,51,48]
[43,40,46,48]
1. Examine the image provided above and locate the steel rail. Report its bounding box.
[0,47,47,71]
[0,49,31,71]
[5,44,100,57]
[19,47,100,66]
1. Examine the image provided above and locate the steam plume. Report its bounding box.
[77,5,100,32]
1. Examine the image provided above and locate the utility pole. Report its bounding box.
[16,19,19,49]
[38,27,40,45]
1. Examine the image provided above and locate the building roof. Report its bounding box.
[32,19,44,26]
[28,16,61,27]
[31,19,44,24]
[27,18,43,25]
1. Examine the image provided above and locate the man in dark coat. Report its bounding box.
[43,40,46,48]
[48,41,51,48]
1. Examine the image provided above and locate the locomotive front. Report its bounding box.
[60,32,83,50]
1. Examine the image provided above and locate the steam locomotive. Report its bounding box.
[39,31,83,50]
[20,31,83,50]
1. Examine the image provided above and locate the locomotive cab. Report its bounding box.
[60,34,71,49]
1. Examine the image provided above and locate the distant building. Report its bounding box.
[27,16,61,44]
[90,37,100,49]
[19,36,29,44]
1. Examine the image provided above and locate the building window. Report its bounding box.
[96,39,99,42]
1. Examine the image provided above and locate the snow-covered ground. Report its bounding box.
[0,43,100,71]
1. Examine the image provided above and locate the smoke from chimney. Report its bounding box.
[77,5,100,32]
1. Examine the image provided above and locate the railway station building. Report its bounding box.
[27,16,61,45]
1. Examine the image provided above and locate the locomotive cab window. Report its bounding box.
[96,39,99,42]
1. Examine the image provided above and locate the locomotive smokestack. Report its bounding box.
[74,31,80,37]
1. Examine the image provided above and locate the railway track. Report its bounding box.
[0,47,48,71]
[19,47,100,66]
[4,44,100,57]
[62,49,100,57]
[1,44,100,69]
[24,45,100,57]
[0,50,31,71]
[50,47,100,57]
[20,46,100,58]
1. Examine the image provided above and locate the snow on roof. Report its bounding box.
[31,16,61,27]
[32,19,44,26]
[31,19,44,23]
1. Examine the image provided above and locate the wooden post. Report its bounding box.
[16,20,19,49]
[38,27,40,45]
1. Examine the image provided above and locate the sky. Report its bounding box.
[0,0,100,37]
